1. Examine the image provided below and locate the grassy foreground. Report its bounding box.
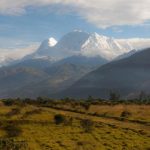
[0,99,150,150]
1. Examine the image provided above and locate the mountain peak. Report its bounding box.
[91,33,110,41]
[48,37,57,47]
[23,30,134,62]
[81,33,133,60]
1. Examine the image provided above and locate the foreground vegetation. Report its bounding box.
[0,98,150,150]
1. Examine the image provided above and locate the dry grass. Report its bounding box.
[0,101,149,150]
[89,104,150,121]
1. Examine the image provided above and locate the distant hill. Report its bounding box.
[13,58,54,69]
[0,30,147,99]
[0,66,49,98]
[58,48,150,99]
[0,54,107,98]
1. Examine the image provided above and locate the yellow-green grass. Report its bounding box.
[0,102,150,150]
[89,104,150,121]
[50,103,150,122]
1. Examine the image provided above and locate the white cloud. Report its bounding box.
[0,0,150,28]
[117,38,150,50]
[0,43,39,65]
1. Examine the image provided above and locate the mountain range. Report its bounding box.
[59,48,150,99]
[23,31,133,61]
[0,30,150,99]
[0,30,147,67]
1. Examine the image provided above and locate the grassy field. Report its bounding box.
[0,100,150,150]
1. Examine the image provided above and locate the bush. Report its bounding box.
[6,108,21,117]
[2,99,14,106]
[109,92,120,101]
[80,119,94,133]
[22,109,42,118]
[4,125,22,137]
[120,111,132,119]
[54,114,66,125]
[64,117,73,126]
[0,138,28,150]
[81,103,91,111]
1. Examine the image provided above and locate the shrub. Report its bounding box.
[87,96,94,101]
[64,117,73,126]
[2,99,14,106]
[6,108,21,117]
[0,138,28,150]
[54,114,66,125]
[80,119,94,133]
[0,101,4,106]
[81,103,91,111]
[120,111,132,119]
[22,109,42,118]
[4,125,22,137]
[109,92,120,101]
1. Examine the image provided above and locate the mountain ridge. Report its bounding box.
[22,30,134,62]
[57,48,150,99]
[1,30,150,67]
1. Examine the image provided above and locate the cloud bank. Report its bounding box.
[0,43,39,64]
[129,38,150,49]
[0,0,150,28]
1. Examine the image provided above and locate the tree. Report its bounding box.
[81,103,91,111]
[54,114,65,125]
[87,95,94,101]
[109,92,120,101]
[80,119,94,133]
[138,91,146,102]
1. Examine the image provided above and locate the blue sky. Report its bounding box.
[0,0,150,49]
[1,10,150,42]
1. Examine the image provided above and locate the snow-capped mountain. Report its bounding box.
[24,31,89,61]
[81,33,133,60]
[38,37,57,51]
[1,30,150,67]
[25,31,134,61]
[23,37,58,61]
[49,38,57,47]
